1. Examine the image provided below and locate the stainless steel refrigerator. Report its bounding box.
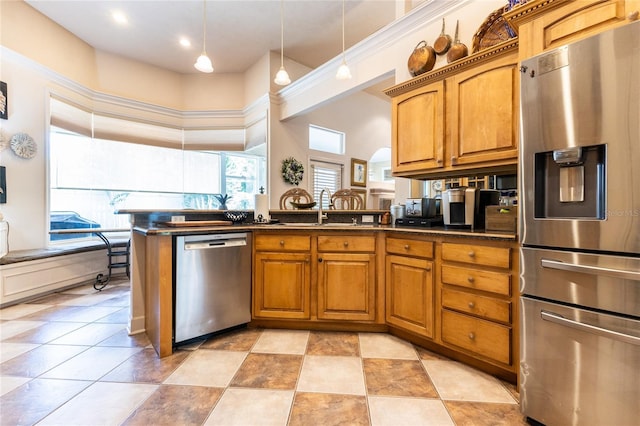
[519,21,640,425]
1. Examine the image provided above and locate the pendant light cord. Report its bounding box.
[202,0,207,53]
[341,0,346,61]
[280,0,285,67]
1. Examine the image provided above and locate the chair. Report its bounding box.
[279,188,313,209]
[330,189,364,210]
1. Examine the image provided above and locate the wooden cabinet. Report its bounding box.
[386,41,519,179]
[439,240,516,368]
[317,235,377,321]
[385,236,435,338]
[391,81,444,173]
[253,232,381,324]
[253,234,311,319]
[506,0,640,60]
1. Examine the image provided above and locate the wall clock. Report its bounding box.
[10,132,37,159]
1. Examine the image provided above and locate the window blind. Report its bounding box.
[311,160,343,209]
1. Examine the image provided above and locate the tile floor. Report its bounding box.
[0,278,527,425]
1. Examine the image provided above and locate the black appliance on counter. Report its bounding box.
[441,188,499,229]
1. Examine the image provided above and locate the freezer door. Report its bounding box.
[520,246,640,317]
[520,297,640,426]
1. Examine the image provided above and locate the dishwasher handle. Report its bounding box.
[184,238,247,250]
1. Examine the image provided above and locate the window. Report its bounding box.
[49,126,265,242]
[310,160,343,209]
[309,125,345,155]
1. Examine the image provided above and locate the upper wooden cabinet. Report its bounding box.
[386,40,519,179]
[505,0,640,59]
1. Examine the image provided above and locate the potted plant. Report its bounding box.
[213,193,231,210]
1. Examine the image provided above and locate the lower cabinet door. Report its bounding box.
[385,255,434,338]
[253,252,311,319]
[317,252,376,321]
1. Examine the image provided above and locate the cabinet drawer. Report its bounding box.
[386,237,434,259]
[441,265,511,296]
[442,243,510,269]
[255,234,311,251]
[317,235,375,252]
[441,309,511,365]
[441,288,511,324]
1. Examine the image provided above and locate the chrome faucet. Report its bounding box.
[318,188,333,224]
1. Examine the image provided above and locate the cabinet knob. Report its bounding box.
[425,266,431,272]
[467,276,474,283]
[279,240,285,246]
[343,241,349,247]
[468,251,475,258]
[404,244,410,250]
[318,258,323,263]
[628,10,639,21]
[468,332,475,340]
[468,301,475,309]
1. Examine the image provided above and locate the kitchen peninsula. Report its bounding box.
[122,208,519,382]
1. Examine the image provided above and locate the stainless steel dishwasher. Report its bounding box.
[174,232,251,344]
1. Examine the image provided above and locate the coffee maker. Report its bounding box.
[442,187,499,229]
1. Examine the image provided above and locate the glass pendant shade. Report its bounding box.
[336,61,351,80]
[274,66,291,85]
[194,53,213,73]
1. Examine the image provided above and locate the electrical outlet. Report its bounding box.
[361,215,374,223]
[171,215,186,222]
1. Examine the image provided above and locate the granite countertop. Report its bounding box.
[134,222,517,241]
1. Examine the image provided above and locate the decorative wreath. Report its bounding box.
[281,156,304,186]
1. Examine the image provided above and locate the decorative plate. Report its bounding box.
[471,5,516,54]
[431,180,443,192]
[10,132,37,159]
[0,130,8,152]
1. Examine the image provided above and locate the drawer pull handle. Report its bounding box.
[468,302,475,309]
[467,276,474,283]
[404,244,410,250]
[468,332,475,340]
[468,251,475,258]
[279,240,285,246]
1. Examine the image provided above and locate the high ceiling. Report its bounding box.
[25,0,406,75]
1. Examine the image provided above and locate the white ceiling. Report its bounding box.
[25,0,404,75]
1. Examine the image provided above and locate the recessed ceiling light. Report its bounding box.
[111,10,128,25]
[179,37,191,48]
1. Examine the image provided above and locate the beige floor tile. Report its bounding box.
[0,378,92,425]
[2,321,85,344]
[204,388,294,426]
[0,342,40,363]
[57,292,122,306]
[297,355,366,395]
[0,375,31,396]
[40,346,142,380]
[0,344,87,377]
[359,332,418,360]
[0,304,52,320]
[252,329,309,355]
[423,360,517,403]
[48,322,124,345]
[0,320,46,340]
[164,349,247,387]
[101,347,190,383]
[368,396,454,426]
[37,381,158,425]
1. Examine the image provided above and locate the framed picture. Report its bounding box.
[350,158,367,187]
[0,81,7,120]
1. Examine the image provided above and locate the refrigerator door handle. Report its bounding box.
[541,258,640,281]
[541,310,640,346]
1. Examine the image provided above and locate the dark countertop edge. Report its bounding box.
[117,209,388,215]
[133,224,517,241]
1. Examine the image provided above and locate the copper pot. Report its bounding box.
[447,20,469,63]
[407,41,436,77]
[433,18,452,55]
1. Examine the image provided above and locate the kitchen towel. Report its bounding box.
[255,193,269,222]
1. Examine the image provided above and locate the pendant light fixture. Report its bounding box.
[336,0,352,80]
[194,0,213,73]
[274,0,291,85]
